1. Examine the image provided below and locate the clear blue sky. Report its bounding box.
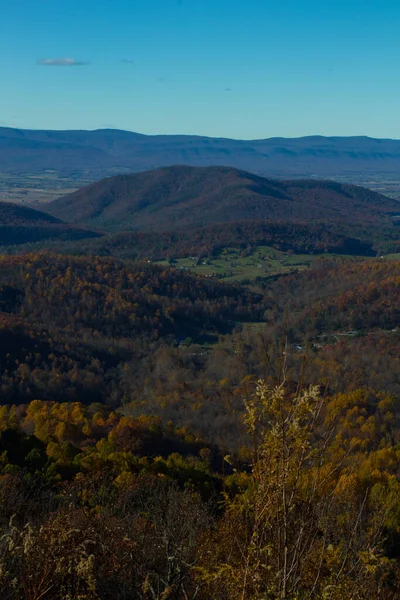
[2,0,400,139]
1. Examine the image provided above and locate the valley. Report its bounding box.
[0,172,87,205]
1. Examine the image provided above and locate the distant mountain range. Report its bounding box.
[2,127,400,179]
[46,166,399,232]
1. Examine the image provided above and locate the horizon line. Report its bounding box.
[1,125,399,143]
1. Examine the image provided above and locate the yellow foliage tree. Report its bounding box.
[197,381,400,600]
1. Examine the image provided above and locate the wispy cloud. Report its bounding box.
[36,58,89,66]
[121,58,134,65]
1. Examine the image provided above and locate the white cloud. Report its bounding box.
[36,58,89,66]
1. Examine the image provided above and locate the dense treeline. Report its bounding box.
[29,220,376,261]
[0,223,99,245]
[0,252,266,336]
[262,258,400,337]
[0,219,382,260]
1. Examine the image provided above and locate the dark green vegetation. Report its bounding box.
[46,166,399,231]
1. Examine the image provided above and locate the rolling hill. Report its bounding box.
[46,166,400,232]
[2,127,400,180]
[46,220,376,262]
[0,201,100,245]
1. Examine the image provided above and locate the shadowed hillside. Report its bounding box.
[0,200,100,245]
[38,220,375,261]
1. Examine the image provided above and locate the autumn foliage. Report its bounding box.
[0,251,398,598]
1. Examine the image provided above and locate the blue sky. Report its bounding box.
[1,0,400,138]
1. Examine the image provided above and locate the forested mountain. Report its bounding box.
[2,126,400,179]
[46,166,399,231]
[0,200,99,245]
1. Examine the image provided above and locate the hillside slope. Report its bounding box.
[2,127,400,178]
[0,200,99,245]
[46,166,399,232]
[0,252,266,405]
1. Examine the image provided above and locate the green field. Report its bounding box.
[155,246,356,283]
[386,253,400,260]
